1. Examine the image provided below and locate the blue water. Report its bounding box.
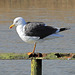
[0,60,75,75]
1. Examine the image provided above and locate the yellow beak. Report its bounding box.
[9,24,15,29]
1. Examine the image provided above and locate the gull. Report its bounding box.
[9,17,70,55]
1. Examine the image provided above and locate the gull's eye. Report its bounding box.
[16,20,18,23]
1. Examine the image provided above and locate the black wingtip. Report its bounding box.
[59,27,70,32]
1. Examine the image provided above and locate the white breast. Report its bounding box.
[16,25,40,44]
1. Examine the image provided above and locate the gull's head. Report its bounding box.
[9,17,26,29]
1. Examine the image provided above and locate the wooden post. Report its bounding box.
[31,59,42,75]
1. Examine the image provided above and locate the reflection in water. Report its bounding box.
[0,0,75,25]
[0,0,75,10]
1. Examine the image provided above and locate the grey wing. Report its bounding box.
[25,22,58,39]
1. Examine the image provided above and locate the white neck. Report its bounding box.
[16,25,25,38]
